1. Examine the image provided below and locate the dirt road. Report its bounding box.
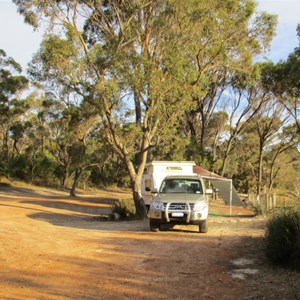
[0,185,299,299]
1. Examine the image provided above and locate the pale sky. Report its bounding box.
[0,0,300,72]
[258,0,300,61]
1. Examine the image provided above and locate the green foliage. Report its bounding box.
[111,198,136,220]
[8,155,30,180]
[8,150,60,185]
[5,1,297,203]
[32,152,60,185]
[265,208,300,270]
[0,50,28,103]
[90,158,131,187]
[260,42,300,134]
[12,0,278,217]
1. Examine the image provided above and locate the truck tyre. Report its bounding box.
[159,224,169,231]
[150,220,160,232]
[199,220,208,233]
[145,205,150,218]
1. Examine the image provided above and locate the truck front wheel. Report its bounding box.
[149,220,160,232]
[199,220,208,233]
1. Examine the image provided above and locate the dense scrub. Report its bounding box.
[265,208,300,270]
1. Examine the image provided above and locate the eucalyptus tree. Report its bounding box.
[37,97,102,195]
[252,101,286,196]
[261,26,300,135]
[13,0,276,218]
[218,71,272,177]
[259,51,300,194]
[267,125,299,192]
[183,2,276,163]
[63,105,105,197]
[231,129,258,193]
[225,101,298,196]
[206,111,229,170]
[0,49,29,175]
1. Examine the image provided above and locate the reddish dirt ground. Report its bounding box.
[0,184,299,300]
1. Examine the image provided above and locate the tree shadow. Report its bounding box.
[0,185,69,198]
[0,185,127,205]
[0,229,274,300]
[22,199,114,215]
[27,211,150,231]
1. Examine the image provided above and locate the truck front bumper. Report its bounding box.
[149,209,208,225]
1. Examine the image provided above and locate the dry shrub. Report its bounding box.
[265,208,300,271]
[111,198,136,219]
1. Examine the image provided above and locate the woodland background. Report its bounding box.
[1,1,299,216]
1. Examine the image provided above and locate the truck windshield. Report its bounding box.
[160,179,203,194]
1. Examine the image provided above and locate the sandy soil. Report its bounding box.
[0,184,299,300]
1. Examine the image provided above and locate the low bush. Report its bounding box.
[253,204,264,216]
[265,208,300,271]
[111,198,136,220]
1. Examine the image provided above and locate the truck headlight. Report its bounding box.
[152,201,163,210]
[194,202,207,211]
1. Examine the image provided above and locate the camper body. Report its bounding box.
[142,161,209,233]
[141,161,195,206]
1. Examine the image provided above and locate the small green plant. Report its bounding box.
[253,204,264,216]
[111,198,135,220]
[265,208,300,271]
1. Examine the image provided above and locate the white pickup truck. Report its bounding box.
[141,161,210,233]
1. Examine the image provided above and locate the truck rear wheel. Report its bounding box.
[149,220,160,232]
[199,220,208,233]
